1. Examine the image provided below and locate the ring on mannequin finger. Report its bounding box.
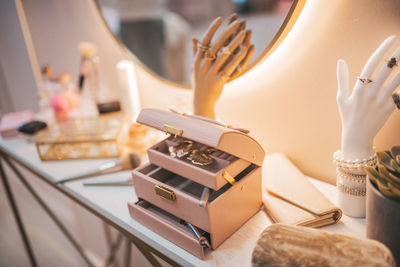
[219,70,230,82]
[197,43,209,53]
[221,46,232,55]
[357,76,373,84]
[392,93,400,109]
[387,57,399,68]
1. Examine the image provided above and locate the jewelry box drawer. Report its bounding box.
[132,163,262,248]
[147,136,251,190]
[128,200,208,259]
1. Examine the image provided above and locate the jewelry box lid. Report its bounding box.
[136,108,265,166]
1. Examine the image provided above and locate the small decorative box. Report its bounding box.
[128,109,265,259]
[35,114,123,160]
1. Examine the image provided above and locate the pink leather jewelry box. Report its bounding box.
[128,108,265,259]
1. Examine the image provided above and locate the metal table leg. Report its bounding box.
[105,232,123,266]
[123,238,131,267]
[2,154,95,267]
[103,222,120,267]
[0,157,38,267]
[0,149,182,267]
[131,239,162,267]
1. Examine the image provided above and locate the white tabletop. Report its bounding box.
[0,136,366,267]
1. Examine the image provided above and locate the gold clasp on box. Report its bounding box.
[154,184,176,201]
[162,124,183,137]
[223,171,236,185]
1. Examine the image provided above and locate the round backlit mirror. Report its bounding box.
[96,0,301,86]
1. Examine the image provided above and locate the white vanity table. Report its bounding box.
[2,0,400,265]
[0,136,366,267]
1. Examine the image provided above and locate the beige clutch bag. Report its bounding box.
[263,154,342,228]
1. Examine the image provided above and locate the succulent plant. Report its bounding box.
[365,146,400,202]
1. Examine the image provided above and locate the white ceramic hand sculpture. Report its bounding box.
[337,35,400,160]
[336,35,400,217]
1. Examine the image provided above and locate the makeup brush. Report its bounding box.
[180,220,211,248]
[77,42,97,92]
[56,152,141,184]
[83,178,132,187]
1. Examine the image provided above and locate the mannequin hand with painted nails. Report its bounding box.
[192,15,255,119]
[337,35,400,161]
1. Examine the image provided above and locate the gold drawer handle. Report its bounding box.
[154,185,176,201]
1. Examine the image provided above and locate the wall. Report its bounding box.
[0,0,39,113]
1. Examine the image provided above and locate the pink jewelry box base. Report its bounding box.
[129,163,261,259]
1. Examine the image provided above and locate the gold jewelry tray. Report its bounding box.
[35,114,123,161]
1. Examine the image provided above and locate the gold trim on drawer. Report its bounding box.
[154,185,176,201]
[162,124,183,137]
[223,171,236,185]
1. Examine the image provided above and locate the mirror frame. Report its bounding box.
[95,0,306,90]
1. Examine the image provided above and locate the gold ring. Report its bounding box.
[220,71,230,82]
[197,43,209,52]
[221,46,232,55]
[357,76,373,84]
[387,57,399,68]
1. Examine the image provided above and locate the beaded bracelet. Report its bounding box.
[333,150,377,170]
[336,180,366,197]
[336,168,366,184]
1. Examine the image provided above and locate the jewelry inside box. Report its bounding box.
[167,136,219,166]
